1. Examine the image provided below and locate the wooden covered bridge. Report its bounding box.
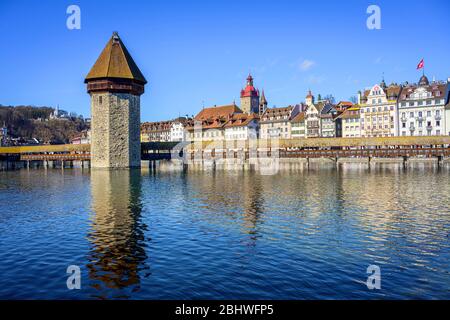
[1,137,450,169]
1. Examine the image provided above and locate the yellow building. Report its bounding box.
[359,80,400,137]
[338,106,361,137]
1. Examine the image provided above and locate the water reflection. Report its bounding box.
[87,169,149,299]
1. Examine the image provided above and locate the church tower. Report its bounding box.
[85,32,147,168]
[259,89,268,115]
[305,90,315,106]
[240,74,260,114]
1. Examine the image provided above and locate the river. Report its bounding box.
[0,165,449,299]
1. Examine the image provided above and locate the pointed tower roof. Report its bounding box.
[260,89,267,104]
[240,73,259,98]
[85,32,147,84]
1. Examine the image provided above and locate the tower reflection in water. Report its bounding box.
[87,169,149,299]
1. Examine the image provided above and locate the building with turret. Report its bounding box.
[85,32,147,168]
[359,80,400,137]
[397,75,448,136]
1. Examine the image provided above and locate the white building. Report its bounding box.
[170,117,191,141]
[397,75,448,136]
[224,113,259,140]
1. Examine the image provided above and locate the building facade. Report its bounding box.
[338,106,361,137]
[304,91,322,138]
[259,105,300,139]
[397,75,448,136]
[224,113,259,140]
[320,103,339,137]
[187,104,242,142]
[290,112,306,138]
[170,117,191,142]
[359,81,400,137]
[141,121,172,142]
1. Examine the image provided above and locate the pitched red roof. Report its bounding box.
[194,104,242,121]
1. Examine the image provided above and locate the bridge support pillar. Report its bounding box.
[402,156,408,168]
[437,155,443,167]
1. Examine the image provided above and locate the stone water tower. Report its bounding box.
[85,32,147,168]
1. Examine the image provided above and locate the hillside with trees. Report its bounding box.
[0,105,89,144]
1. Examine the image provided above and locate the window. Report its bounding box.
[402,123,406,128]
[99,96,103,105]
[427,111,431,117]
[410,112,414,118]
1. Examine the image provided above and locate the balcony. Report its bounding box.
[416,116,424,122]
[400,116,407,122]
[435,115,442,121]
[426,126,433,131]
[409,126,415,131]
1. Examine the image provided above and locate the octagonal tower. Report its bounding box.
[85,32,147,168]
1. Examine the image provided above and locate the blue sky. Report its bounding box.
[0,0,449,121]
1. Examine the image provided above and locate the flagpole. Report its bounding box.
[423,58,424,76]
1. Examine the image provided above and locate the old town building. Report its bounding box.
[141,121,172,142]
[338,106,361,137]
[304,91,322,138]
[397,75,448,136]
[320,103,339,137]
[187,104,242,142]
[359,80,400,137]
[290,112,306,138]
[260,105,300,139]
[224,113,259,140]
[170,117,192,141]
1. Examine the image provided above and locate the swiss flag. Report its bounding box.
[417,59,424,70]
